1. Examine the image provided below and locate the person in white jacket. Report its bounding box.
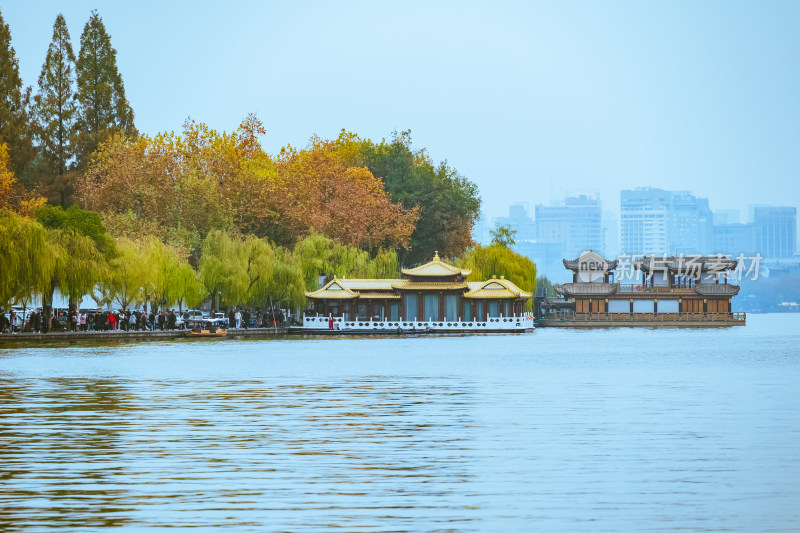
[234,309,242,329]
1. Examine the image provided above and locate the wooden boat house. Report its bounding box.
[303,252,534,332]
[537,251,745,326]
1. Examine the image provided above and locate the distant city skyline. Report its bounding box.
[3,1,799,219]
[479,188,797,279]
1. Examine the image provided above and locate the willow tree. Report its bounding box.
[106,237,148,310]
[172,261,206,312]
[35,205,115,326]
[230,236,277,308]
[198,230,238,313]
[0,210,53,310]
[456,244,538,310]
[293,234,399,292]
[145,237,191,311]
[268,246,306,312]
[47,229,108,318]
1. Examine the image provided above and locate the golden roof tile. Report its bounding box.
[356,292,402,299]
[464,277,532,299]
[392,281,469,291]
[400,251,471,277]
[305,277,359,299]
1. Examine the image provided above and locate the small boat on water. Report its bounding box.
[185,325,227,338]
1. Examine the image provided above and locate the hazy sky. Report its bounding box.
[4,1,799,219]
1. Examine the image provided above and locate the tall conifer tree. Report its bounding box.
[0,8,34,179]
[34,14,76,178]
[74,10,136,169]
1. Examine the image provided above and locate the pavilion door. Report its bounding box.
[423,295,439,321]
[444,295,458,321]
[488,301,499,317]
[404,294,418,321]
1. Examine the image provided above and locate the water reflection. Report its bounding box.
[1,315,799,531]
[0,376,479,531]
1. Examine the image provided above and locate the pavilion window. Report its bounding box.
[357,302,367,319]
[423,294,439,321]
[503,300,511,316]
[444,295,458,321]
[488,301,499,317]
[390,303,399,321]
[463,301,472,321]
[404,294,418,321]
[475,301,484,320]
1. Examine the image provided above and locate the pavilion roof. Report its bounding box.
[392,281,469,291]
[304,277,359,299]
[464,277,531,299]
[563,251,618,271]
[634,256,738,272]
[401,252,471,277]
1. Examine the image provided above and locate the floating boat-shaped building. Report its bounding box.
[303,252,534,333]
[536,251,746,327]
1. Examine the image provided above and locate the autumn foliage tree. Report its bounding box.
[267,137,419,250]
[0,143,46,216]
[78,117,419,256]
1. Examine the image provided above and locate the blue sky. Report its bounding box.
[4,1,799,219]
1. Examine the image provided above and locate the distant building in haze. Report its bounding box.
[714,209,741,225]
[535,195,603,258]
[620,188,712,255]
[711,223,757,256]
[494,203,536,243]
[752,206,797,258]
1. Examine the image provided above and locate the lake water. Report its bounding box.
[1,314,799,532]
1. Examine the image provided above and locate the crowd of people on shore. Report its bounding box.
[0,307,289,334]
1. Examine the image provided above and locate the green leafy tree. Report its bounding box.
[0,210,54,309]
[456,244,538,310]
[490,224,516,247]
[33,14,77,207]
[47,228,107,317]
[0,9,34,179]
[293,234,399,291]
[198,230,238,313]
[173,261,206,311]
[106,237,148,310]
[268,246,306,310]
[353,130,481,265]
[74,10,136,170]
[35,205,116,327]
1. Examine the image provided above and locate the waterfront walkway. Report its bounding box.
[0,327,289,343]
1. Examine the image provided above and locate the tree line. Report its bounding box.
[1,10,135,207]
[1,8,538,324]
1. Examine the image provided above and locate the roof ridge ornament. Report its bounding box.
[434,251,440,261]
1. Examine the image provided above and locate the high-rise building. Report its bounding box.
[493,203,536,243]
[535,195,603,258]
[714,209,741,225]
[752,206,797,258]
[711,223,757,256]
[620,188,712,255]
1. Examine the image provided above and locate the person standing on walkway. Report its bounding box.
[234,309,242,329]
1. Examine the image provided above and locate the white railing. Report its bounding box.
[303,314,535,331]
